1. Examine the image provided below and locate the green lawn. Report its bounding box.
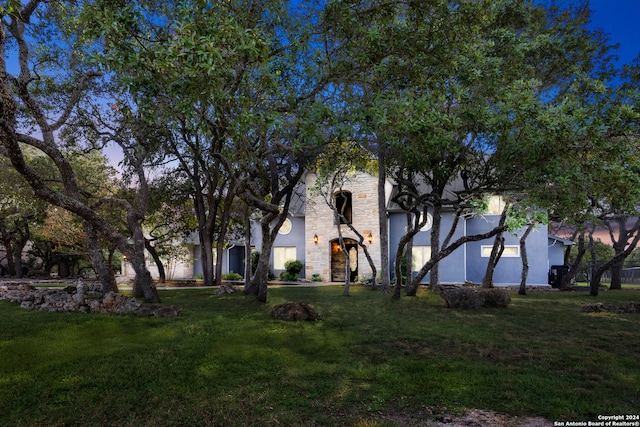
[1,285,639,426]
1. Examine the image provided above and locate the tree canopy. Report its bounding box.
[1,0,639,299]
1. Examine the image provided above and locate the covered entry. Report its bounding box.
[331,238,358,282]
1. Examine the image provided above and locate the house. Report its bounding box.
[126,170,570,286]
[249,170,567,286]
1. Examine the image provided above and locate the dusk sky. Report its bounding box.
[587,0,640,66]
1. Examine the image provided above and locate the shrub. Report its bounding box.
[311,273,323,282]
[222,272,242,281]
[284,259,304,275]
[251,251,260,275]
[279,271,299,281]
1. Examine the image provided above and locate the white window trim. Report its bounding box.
[481,245,520,258]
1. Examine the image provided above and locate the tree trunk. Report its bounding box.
[405,212,413,291]
[126,213,160,302]
[518,223,535,295]
[608,218,627,290]
[130,252,160,302]
[610,257,624,290]
[429,204,442,291]
[481,235,504,288]
[588,232,599,296]
[595,217,640,293]
[145,239,166,283]
[343,247,351,296]
[378,147,391,293]
[481,207,508,288]
[334,207,351,296]
[246,217,278,302]
[215,237,225,286]
[244,203,252,289]
[1,226,16,276]
[11,244,23,278]
[411,224,507,288]
[58,259,71,278]
[561,232,585,289]
[83,221,118,294]
[200,232,215,287]
[393,230,418,298]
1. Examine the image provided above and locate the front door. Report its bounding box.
[331,239,358,282]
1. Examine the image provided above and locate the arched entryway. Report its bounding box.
[330,238,358,282]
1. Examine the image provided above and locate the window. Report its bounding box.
[481,245,520,257]
[334,191,352,224]
[273,247,296,270]
[486,195,506,215]
[278,218,292,235]
[411,246,432,271]
[418,212,433,231]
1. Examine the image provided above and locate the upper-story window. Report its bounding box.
[486,195,506,215]
[278,218,292,235]
[335,191,353,224]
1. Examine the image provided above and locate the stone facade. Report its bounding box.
[304,172,383,282]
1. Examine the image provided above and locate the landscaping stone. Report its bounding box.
[0,281,178,317]
[439,285,511,309]
[581,302,640,313]
[215,284,239,295]
[271,301,321,321]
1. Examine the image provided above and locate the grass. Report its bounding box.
[1,285,639,426]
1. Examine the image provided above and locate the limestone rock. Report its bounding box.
[0,282,178,317]
[439,286,511,309]
[581,302,640,313]
[271,301,321,321]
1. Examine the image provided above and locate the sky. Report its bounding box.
[586,0,640,66]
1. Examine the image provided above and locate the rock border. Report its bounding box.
[0,282,180,317]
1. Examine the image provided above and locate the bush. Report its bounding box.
[251,251,260,275]
[311,273,323,282]
[222,272,242,280]
[284,259,304,275]
[279,271,299,281]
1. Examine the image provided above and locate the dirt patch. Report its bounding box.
[345,407,553,427]
[425,409,553,426]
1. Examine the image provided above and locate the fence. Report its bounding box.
[575,260,640,284]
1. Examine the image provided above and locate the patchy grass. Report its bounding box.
[1,285,639,426]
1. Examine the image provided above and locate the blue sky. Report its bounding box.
[587,0,640,66]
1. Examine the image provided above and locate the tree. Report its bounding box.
[0,156,46,277]
[311,140,380,296]
[29,205,89,277]
[0,1,163,301]
[322,0,617,295]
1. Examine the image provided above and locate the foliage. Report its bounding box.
[0,286,639,425]
[279,259,304,281]
[221,272,242,281]
[569,238,616,280]
[284,259,304,276]
[278,271,299,281]
[311,273,323,282]
[251,251,261,276]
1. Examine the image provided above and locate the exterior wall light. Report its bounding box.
[313,234,319,244]
[367,233,373,244]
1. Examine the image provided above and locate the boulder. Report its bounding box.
[133,304,180,317]
[439,285,511,309]
[581,302,640,313]
[271,301,321,321]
